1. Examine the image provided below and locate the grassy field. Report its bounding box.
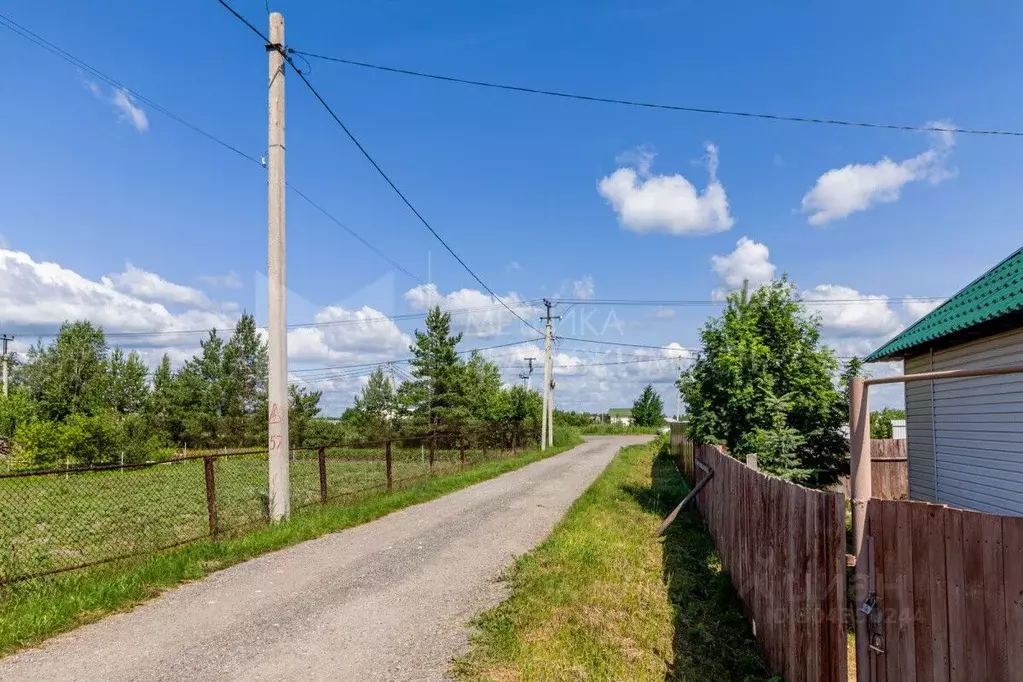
[577,423,662,436]
[0,443,529,584]
[0,431,582,657]
[452,437,771,681]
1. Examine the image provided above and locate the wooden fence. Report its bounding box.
[685,442,848,681]
[863,498,1023,681]
[842,439,908,501]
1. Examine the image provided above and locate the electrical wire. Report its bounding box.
[0,12,425,286]
[211,1,543,336]
[293,50,1023,138]
[553,296,948,307]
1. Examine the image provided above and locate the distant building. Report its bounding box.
[867,245,1023,515]
[608,408,634,426]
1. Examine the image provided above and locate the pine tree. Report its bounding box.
[402,306,463,433]
[108,348,149,414]
[352,367,396,436]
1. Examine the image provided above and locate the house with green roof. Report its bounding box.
[867,245,1023,514]
[607,407,634,425]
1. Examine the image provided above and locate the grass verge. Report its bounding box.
[0,432,582,658]
[452,436,771,681]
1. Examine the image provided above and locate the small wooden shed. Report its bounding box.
[867,246,1023,515]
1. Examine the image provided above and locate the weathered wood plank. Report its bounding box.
[893,501,917,679]
[869,501,887,682]
[1003,515,1023,677]
[943,507,966,682]
[881,501,901,681]
[980,512,1007,680]
[825,493,846,682]
[910,503,935,682]
[961,511,987,680]
[924,505,949,682]
[787,483,805,680]
[803,491,822,682]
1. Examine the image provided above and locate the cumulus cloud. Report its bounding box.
[803,284,903,339]
[87,81,149,133]
[902,297,945,323]
[200,271,244,289]
[572,276,595,301]
[801,122,956,226]
[711,237,776,292]
[287,306,410,363]
[404,284,535,338]
[0,248,235,339]
[102,264,213,309]
[598,144,734,235]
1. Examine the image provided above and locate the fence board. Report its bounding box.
[961,511,988,680]
[943,508,966,682]
[924,505,950,682]
[880,501,901,681]
[676,441,846,681]
[869,502,888,682]
[981,513,1007,680]
[909,504,935,682]
[1003,516,1023,675]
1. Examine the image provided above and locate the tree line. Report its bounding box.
[0,306,545,469]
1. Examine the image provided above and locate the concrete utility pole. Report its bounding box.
[267,12,290,522]
[1,334,12,398]
[539,301,559,450]
[540,301,552,450]
[676,357,682,421]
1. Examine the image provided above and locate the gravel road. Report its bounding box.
[0,435,651,682]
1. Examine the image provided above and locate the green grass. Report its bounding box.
[452,437,771,682]
[0,433,581,658]
[0,445,507,583]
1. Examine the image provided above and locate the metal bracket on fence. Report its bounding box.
[655,464,714,537]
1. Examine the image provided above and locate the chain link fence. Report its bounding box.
[0,430,536,584]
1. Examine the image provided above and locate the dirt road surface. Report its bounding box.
[0,435,651,681]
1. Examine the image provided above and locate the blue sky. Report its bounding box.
[2,0,1022,413]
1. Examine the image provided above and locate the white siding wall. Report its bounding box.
[905,327,1023,515]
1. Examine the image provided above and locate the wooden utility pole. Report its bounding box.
[267,12,290,521]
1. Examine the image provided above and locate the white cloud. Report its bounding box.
[902,297,944,323]
[572,275,595,301]
[0,234,7,249]
[711,237,776,291]
[287,306,410,363]
[0,248,235,340]
[650,307,676,319]
[507,261,521,272]
[803,284,903,339]
[87,81,149,133]
[598,144,734,235]
[102,264,213,309]
[801,122,956,226]
[111,89,149,132]
[404,284,536,338]
[200,271,244,289]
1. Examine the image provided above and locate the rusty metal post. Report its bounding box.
[459,442,466,469]
[203,456,218,540]
[318,447,327,504]
[849,376,871,679]
[386,439,393,491]
[429,436,436,472]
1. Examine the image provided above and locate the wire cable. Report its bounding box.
[0,11,425,285]
[553,296,948,307]
[293,50,1023,138]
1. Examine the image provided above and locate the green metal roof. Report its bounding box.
[608,408,633,417]
[867,245,1023,361]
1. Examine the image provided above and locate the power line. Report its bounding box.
[553,296,948,307]
[210,2,543,335]
[293,50,1023,138]
[0,12,424,284]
